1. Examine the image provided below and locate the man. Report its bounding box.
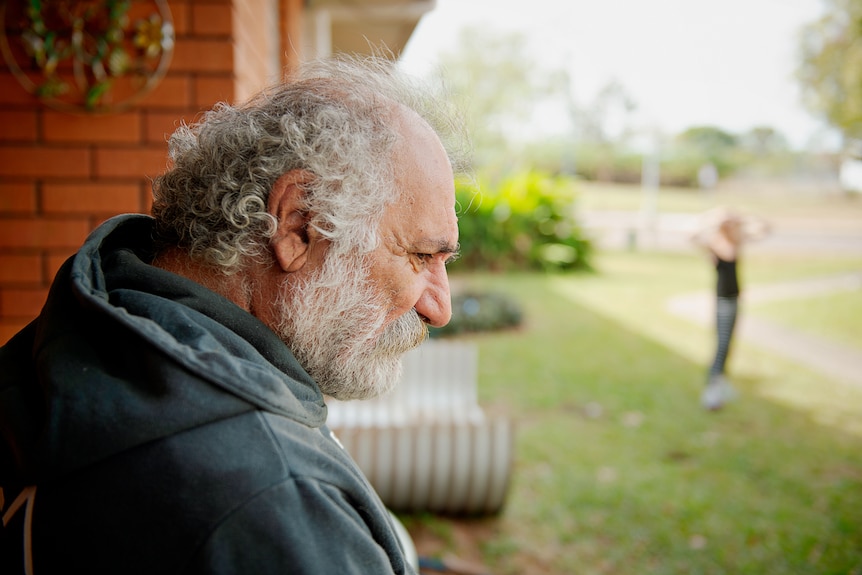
[0,56,467,574]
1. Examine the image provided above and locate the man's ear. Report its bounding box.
[268,170,315,273]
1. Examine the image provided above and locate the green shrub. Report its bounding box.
[430,290,523,337]
[453,170,593,272]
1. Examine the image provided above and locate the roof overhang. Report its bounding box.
[304,0,435,59]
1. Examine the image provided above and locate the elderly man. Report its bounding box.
[0,56,466,574]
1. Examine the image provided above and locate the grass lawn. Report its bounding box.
[402,248,862,575]
[748,290,862,350]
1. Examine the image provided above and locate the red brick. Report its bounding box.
[43,182,142,214]
[192,4,233,36]
[87,212,135,232]
[168,2,191,36]
[140,182,155,214]
[140,76,192,109]
[0,182,36,213]
[126,1,165,22]
[0,218,90,249]
[46,250,77,280]
[90,79,143,110]
[0,320,31,345]
[144,111,194,144]
[0,147,91,178]
[0,110,38,141]
[0,288,49,317]
[171,39,234,73]
[94,148,169,178]
[0,73,35,106]
[0,255,42,284]
[195,76,234,108]
[43,111,142,144]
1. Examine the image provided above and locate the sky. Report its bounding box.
[399,0,838,150]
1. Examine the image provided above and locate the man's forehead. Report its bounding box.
[380,191,458,256]
[382,104,457,248]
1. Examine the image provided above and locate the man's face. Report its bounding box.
[275,109,458,400]
[366,110,460,332]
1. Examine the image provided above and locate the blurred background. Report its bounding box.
[391,2,862,573]
[1,1,860,573]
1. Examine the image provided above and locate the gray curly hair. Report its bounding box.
[151,55,468,273]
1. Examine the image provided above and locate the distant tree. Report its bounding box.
[740,126,790,156]
[432,27,551,166]
[581,79,638,145]
[672,125,739,178]
[676,126,737,158]
[797,0,862,142]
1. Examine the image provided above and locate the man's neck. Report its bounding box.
[152,248,253,312]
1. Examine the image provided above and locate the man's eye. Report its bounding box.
[412,252,459,266]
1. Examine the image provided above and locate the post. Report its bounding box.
[640,132,661,249]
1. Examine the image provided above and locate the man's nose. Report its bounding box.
[414,268,452,328]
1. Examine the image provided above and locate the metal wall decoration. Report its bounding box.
[0,0,174,113]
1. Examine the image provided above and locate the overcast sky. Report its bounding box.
[399,0,838,150]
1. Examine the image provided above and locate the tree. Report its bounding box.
[676,126,737,157]
[580,79,638,145]
[797,0,862,143]
[740,126,790,156]
[431,27,562,168]
[671,125,740,178]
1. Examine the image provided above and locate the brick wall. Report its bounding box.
[0,0,300,344]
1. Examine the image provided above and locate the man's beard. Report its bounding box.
[272,254,428,400]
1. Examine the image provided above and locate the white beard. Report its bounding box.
[273,254,428,400]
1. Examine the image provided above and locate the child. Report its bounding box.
[690,207,770,410]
